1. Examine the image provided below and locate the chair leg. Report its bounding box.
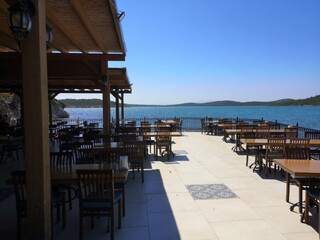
[298,184,303,214]
[141,163,144,183]
[79,214,83,240]
[122,187,125,216]
[305,192,310,224]
[286,173,290,202]
[62,201,66,228]
[17,213,21,240]
[68,186,72,210]
[118,200,122,228]
[56,204,60,223]
[246,149,249,166]
[111,209,115,240]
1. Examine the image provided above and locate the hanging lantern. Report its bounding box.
[46,24,53,49]
[7,0,35,51]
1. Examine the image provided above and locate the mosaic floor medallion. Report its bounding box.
[186,184,238,200]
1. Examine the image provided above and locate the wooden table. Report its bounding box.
[93,142,125,152]
[241,139,320,148]
[161,120,179,125]
[142,132,183,137]
[242,139,320,172]
[274,159,320,177]
[51,164,128,184]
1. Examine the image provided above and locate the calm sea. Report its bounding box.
[65,106,320,130]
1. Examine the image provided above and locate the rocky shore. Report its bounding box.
[0,93,69,125]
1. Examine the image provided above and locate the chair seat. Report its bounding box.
[81,192,122,209]
[291,176,309,185]
[52,190,66,202]
[307,188,320,200]
[77,159,94,164]
[128,158,143,163]
[145,140,155,144]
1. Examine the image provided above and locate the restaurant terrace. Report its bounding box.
[1,1,320,240]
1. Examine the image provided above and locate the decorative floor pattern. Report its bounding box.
[186,184,238,200]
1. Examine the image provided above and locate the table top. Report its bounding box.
[6,164,128,185]
[93,142,125,151]
[124,124,171,129]
[225,129,287,135]
[0,136,24,143]
[52,164,128,184]
[241,138,320,147]
[161,120,180,124]
[142,132,182,137]
[274,159,320,177]
[204,121,219,124]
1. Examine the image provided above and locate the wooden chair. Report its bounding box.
[76,169,123,240]
[155,133,172,160]
[305,131,320,159]
[58,133,76,153]
[140,123,155,155]
[305,184,320,238]
[124,141,145,182]
[288,138,310,148]
[75,142,95,164]
[50,151,74,210]
[284,148,311,213]
[285,127,298,138]
[262,138,286,177]
[201,119,207,134]
[269,132,286,138]
[11,170,66,240]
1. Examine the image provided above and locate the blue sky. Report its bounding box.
[58,0,320,104]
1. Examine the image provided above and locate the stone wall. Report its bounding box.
[0,94,69,125]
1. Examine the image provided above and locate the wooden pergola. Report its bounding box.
[0,0,130,239]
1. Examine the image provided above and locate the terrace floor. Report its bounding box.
[0,132,319,240]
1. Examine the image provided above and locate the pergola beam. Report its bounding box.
[0,31,19,52]
[69,0,107,53]
[46,5,87,53]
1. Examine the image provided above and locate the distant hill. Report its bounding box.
[59,95,320,108]
[269,95,320,106]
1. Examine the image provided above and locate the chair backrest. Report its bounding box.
[285,148,311,160]
[58,133,75,144]
[285,127,298,138]
[237,125,256,129]
[266,138,286,156]
[75,142,95,164]
[269,122,281,129]
[255,128,270,138]
[76,170,114,207]
[156,124,171,132]
[50,151,73,166]
[305,131,320,139]
[288,138,310,148]
[11,170,27,212]
[269,132,286,138]
[124,142,145,160]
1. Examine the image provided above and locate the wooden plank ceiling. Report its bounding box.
[0,52,131,93]
[0,0,130,93]
[0,0,126,54]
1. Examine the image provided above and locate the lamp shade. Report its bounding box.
[7,1,34,50]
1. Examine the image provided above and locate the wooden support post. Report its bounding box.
[22,0,51,239]
[115,88,120,130]
[102,79,110,135]
[48,96,53,126]
[121,92,124,122]
[101,55,110,134]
